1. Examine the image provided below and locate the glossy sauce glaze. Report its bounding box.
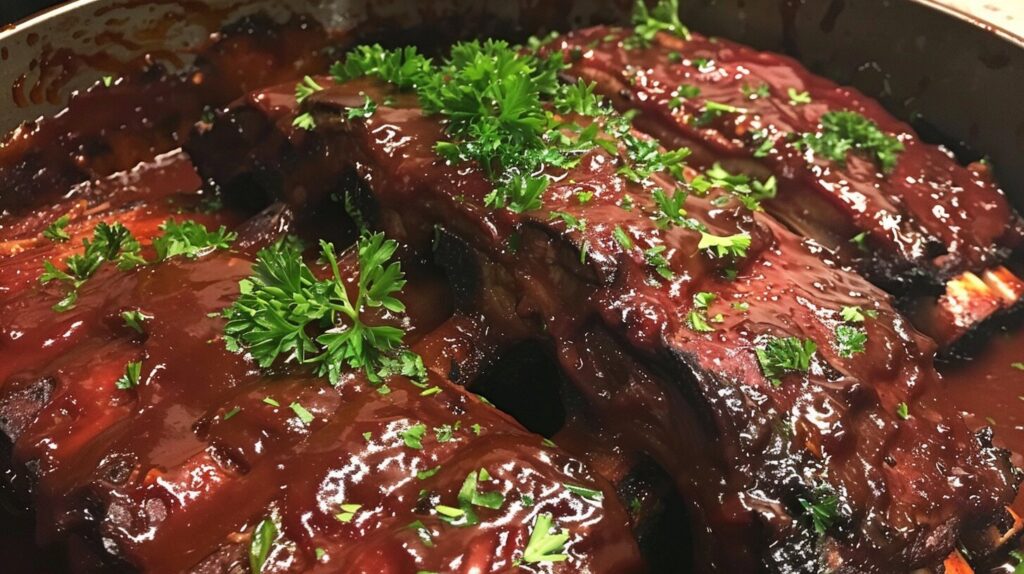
[3,9,1024,574]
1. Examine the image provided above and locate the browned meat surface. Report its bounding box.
[541,26,1024,349]
[7,6,1024,574]
[184,73,1020,572]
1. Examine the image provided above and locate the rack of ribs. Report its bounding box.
[539,26,1024,351]
[183,74,1021,572]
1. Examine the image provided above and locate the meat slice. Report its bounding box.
[542,26,1024,348]
[184,77,1020,572]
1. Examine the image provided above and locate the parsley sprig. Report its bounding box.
[626,0,690,49]
[40,222,144,312]
[796,110,904,172]
[522,513,570,563]
[756,336,817,386]
[222,233,424,386]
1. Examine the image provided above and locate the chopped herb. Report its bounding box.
[521,494,535,506]
[756,336,816,386]
[752,129,775,158]
[222,234,421,386]
[1011,362,1024,371]
[293,112,316,131]
[362,431,372,441]
[652,188,695,230]
[687,310,714,333]
[849,231,869,251]
[693,291,716,308]
[289,402,315,425]
[115,361,142,390]
[522,513,569,563]
[1009,550,1024,574]
[40,221,144,311]
[249,517,278,574]
[471,423,482,435]
[330,45,433,90]
[644,245,674,280]
[703,163,777,211]
[799,489,839,535]
[732,301,749,311]
[434,422,459,443]
[612,225,634,250]
[335,503,362,523]
[576,190,595,204]
[420,386,441,396]
[458,468,505,510]
[698,231,751,259]
[796,110,903,172]
[153,219,235,261]
[263,397,280,407]
[43,215,71,242]
[121,309,151,333]
[223,406,241,420]
[484,174,548,213]
[402,422,428,449]
[626,0,690,49]
[102,75,115,87]
[839,306,866,323]
[787,88,811,105]
[564,483,604,500]
[294,75,324,103]
[434,504,464,519]
[834,324,867,358]
[417,466,441,480]
[315,548,326,561]
[549,211,587,233]
[692,58,715,73]
[346,94,377,120]
[896,402,910,420]
[696,100,746,126]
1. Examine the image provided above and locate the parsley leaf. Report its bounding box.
[896,402,910,420]
[115,361,142,390]
[402,422,427,449]
[523,513,569,563]
[798,488,839,535]
[41,222,143,311]
[697,231,751,259]
[564,483,603,500]
[687,310,713,333]
[121,309,151,334]
[796,110,903,172]
[153,220,235,261]
[330,45,433,90]
[756,336,816,386]
[644,245,674,280]
[701,163,777,211]
[295,75,324,103]
[346,94,377,120]
[43,214,71,242]
[788,87,811,105]
[289,402,315,425]
[613,225,634,250]
[222,233,420,386]
[626,0,690,49]
[834,324,867,358]
[293,112,316,131]
[249,517,278,574]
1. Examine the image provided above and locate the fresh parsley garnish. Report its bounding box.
[741,82,770,100]
[1013,362,1024,371]
[613,225,634,250]
[222,233,423,386]
[115,361,142,390]
[834,324,867,358]
[522,513,570,563]
[896,402,910,420]
[289,402,315,425]
[697,231,751,259]
[788,88,811,105]
[626,0,690,49]
[796,110,903,172]
[346,94,377,120]
[121,309,151,334]
[644,245,674,280]
[43,214,71,242]
[687,310,713,333]
[41,222,143,312]
[695,101,746,126]
[249,517,278,574]
[293,112,316,131]
[564,483,604,500]
[798,488,839,535]
[153,219,236,261]
[330,45,433,90]
[756,336,816,386]
[402,422,427,449]
[699,163,777,211]
[295,75,324,103]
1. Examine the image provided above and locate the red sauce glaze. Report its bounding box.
[183,75,1021,571]
[546,27,1024,290]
